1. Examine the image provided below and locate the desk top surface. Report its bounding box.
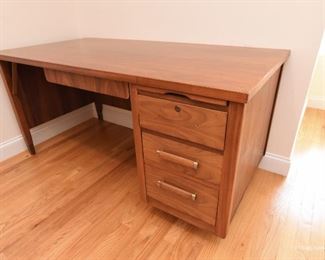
[0,38,289,103]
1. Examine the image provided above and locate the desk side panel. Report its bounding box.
[230,67,282,217]
[216,67,282,237]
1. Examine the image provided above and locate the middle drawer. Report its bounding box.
[142,132,223,186]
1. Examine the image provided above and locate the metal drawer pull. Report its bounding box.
[156,150,199,170]
[156,180,197,201]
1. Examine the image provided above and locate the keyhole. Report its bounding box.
[174,105,181,112]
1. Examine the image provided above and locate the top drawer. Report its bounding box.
[138,95,227,150]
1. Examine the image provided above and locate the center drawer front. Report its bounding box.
[138,95,227,150]
[44,69,129,99]
[145,165,219,225]
[142,132,223,185]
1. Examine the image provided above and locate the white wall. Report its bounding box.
[0,0,79,159]
[75,1,324,175]
[308,33,325,110]
[0,1,324,175]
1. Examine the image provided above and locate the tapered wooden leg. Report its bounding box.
[0,62,35,154]
[130,85,147,201]
[95,101,103,121]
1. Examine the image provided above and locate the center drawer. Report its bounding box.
[138,95,227,150]
[142,132,223,185]
[145,165,219,225]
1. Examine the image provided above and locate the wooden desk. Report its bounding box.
[0,38,289,237]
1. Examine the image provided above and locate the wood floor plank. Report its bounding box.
[2,157,136,259]
[0,118,97,174]
[0,121,134,251]
[0,119,105,194]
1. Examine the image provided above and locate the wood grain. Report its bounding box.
[138,94,228,150]
[0,119,135,255]
[145,165,219,225]
[0,109,323,259]
[216,68,282,237]
[142,132,223,186]
[231,68,282,217]
[44,69,130,98]
[148,198,215,233]
[0,38,290,103]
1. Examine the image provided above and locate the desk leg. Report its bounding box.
[130,86,147,201]
[95,101,103,121]
[0,62,35,154]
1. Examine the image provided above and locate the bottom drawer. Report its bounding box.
[145,165,219,225]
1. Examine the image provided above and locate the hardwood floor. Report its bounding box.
[0,108,324,260]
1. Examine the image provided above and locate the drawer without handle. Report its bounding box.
[138,95,227,150]
[142,132,223,185]
[145,165,219,225]
[44,69,129,98]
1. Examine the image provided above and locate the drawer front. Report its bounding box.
[44,69,129,98]
[142,132,223,185]
[138,95,227,150]
[145,165,219,225]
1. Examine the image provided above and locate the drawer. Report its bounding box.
[145,165,219,225]
[44,69,129,98]
[142,132,223,185]
[138,95,227,150]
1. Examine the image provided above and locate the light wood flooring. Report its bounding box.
[0,108,324,260]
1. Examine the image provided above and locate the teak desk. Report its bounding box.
[0,38,289,238]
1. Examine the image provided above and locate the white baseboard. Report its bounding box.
[97,104,133,129]
[0,135,27,162]
[259,152,291,176]
[307,97,325,110]
[0,104,94,162]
